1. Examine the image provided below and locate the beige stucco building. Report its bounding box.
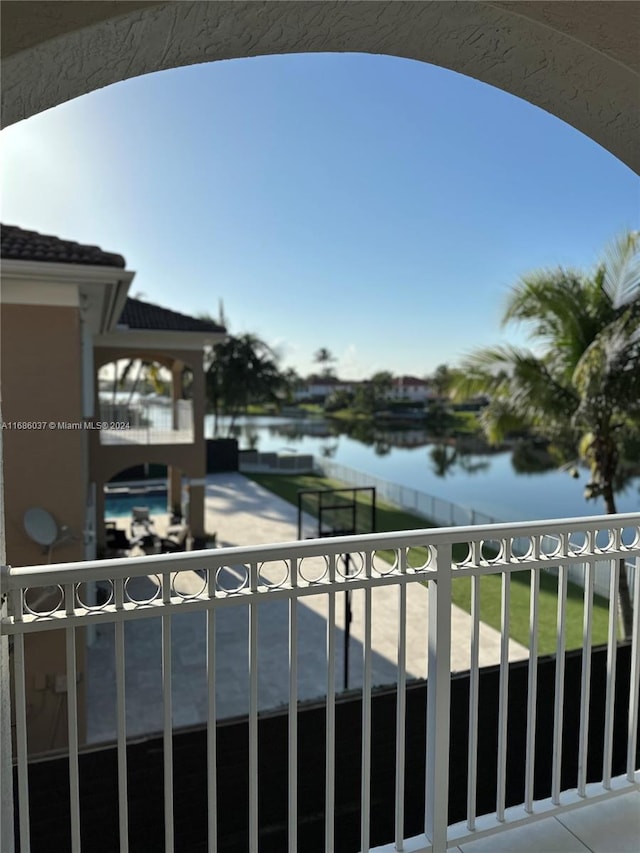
[0,223,224,753]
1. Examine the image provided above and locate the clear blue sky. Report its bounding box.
[2,52,638,379]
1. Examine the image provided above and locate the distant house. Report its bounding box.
[294,374,357,402]
[386,375,434,403]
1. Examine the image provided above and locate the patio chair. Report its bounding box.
[130,506,155,539]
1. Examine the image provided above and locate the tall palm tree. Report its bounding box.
[207,333,284,434]
[452,232,640,636]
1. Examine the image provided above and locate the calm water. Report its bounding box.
[206,415,640,523]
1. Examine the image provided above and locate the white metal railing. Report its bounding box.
[99,399,193,445]
[1,513,639,853]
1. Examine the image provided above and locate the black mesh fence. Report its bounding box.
[297,487,376,539]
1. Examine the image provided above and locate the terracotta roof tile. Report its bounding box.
[1,223,126,268]
[119,298,225,333]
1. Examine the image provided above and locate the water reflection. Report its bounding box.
[510,439,558,475]
[206,415,640,521]
[429,443,491,478]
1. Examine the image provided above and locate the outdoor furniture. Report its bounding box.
[130,506,155,540]
[105,527,131,558]
[165,522,189,548]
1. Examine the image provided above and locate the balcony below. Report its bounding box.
[99,397,193,445]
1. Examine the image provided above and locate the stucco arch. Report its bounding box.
[2,1,639,173]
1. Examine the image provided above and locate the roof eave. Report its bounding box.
[94,328,227,352]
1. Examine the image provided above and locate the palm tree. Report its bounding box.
[452,232,640,637]
[207,333,284,435]
[430,363,452,399]
[314,347,336,379]
[119,359,166,406]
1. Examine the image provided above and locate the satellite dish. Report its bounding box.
[24,508,59,547]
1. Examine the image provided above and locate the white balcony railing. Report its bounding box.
[99,399,193,445]
[1,513,639,852]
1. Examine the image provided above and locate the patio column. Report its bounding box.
[95,479,106,554]
[191,356,205,446]
[188,480,206,547]
[168,465,182,515]
[171,360,184,431]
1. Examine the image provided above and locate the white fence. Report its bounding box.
[2,513,639,852]
[316,459,637,602]
[316,459,501,527]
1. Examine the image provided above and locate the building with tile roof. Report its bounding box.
[1,224,225,755]
[1,223,126,268]
[119,296,224,334]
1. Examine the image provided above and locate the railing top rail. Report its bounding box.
[3,512,639,588]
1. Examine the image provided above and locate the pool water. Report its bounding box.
[104,491,169,518]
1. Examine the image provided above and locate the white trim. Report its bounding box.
[1,259,135,335]
[1,279,79,307]
[95,329,225,351]
[1,258,133,286]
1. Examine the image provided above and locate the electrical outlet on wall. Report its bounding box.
[54,674,67,693]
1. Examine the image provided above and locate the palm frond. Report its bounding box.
[601,231,640,308]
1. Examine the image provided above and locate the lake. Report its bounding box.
[206,415,640,523]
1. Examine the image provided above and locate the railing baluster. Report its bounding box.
[467,564,480,831]
[627,556,640,782]
[114,577,129,853]
[288,558,298,853]
[162,573,174,853]
[525,568,539,813]
[65,584,81,853]
[12,583,30,853]
[552,564,568,804]
[496,570,510,821]
[249,562,259,853]
[578,556,594,796]
[325,554,336,853]
[425,543,452,853]
[395,550,407,851]
[206,568,217,853]
[361,553,373,853]
[603,555,619,788]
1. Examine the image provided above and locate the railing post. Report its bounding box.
[425,543,452,853]
[1,572,14,853]
[1,398,15,853]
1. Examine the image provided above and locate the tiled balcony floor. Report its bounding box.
[454,790,639,853]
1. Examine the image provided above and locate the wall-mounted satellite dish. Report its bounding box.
[24,508,59,547]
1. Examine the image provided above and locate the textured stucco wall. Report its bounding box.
[2,1,638,173]
[1,304,85,567]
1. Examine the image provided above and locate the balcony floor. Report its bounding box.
[454,790,640,853]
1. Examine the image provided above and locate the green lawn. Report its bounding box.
[247,472,613,655]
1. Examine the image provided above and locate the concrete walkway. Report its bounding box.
[87,473,528,743]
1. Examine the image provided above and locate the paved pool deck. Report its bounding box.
[87,472,528,743]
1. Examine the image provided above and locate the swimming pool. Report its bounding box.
[104,489,168,518]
